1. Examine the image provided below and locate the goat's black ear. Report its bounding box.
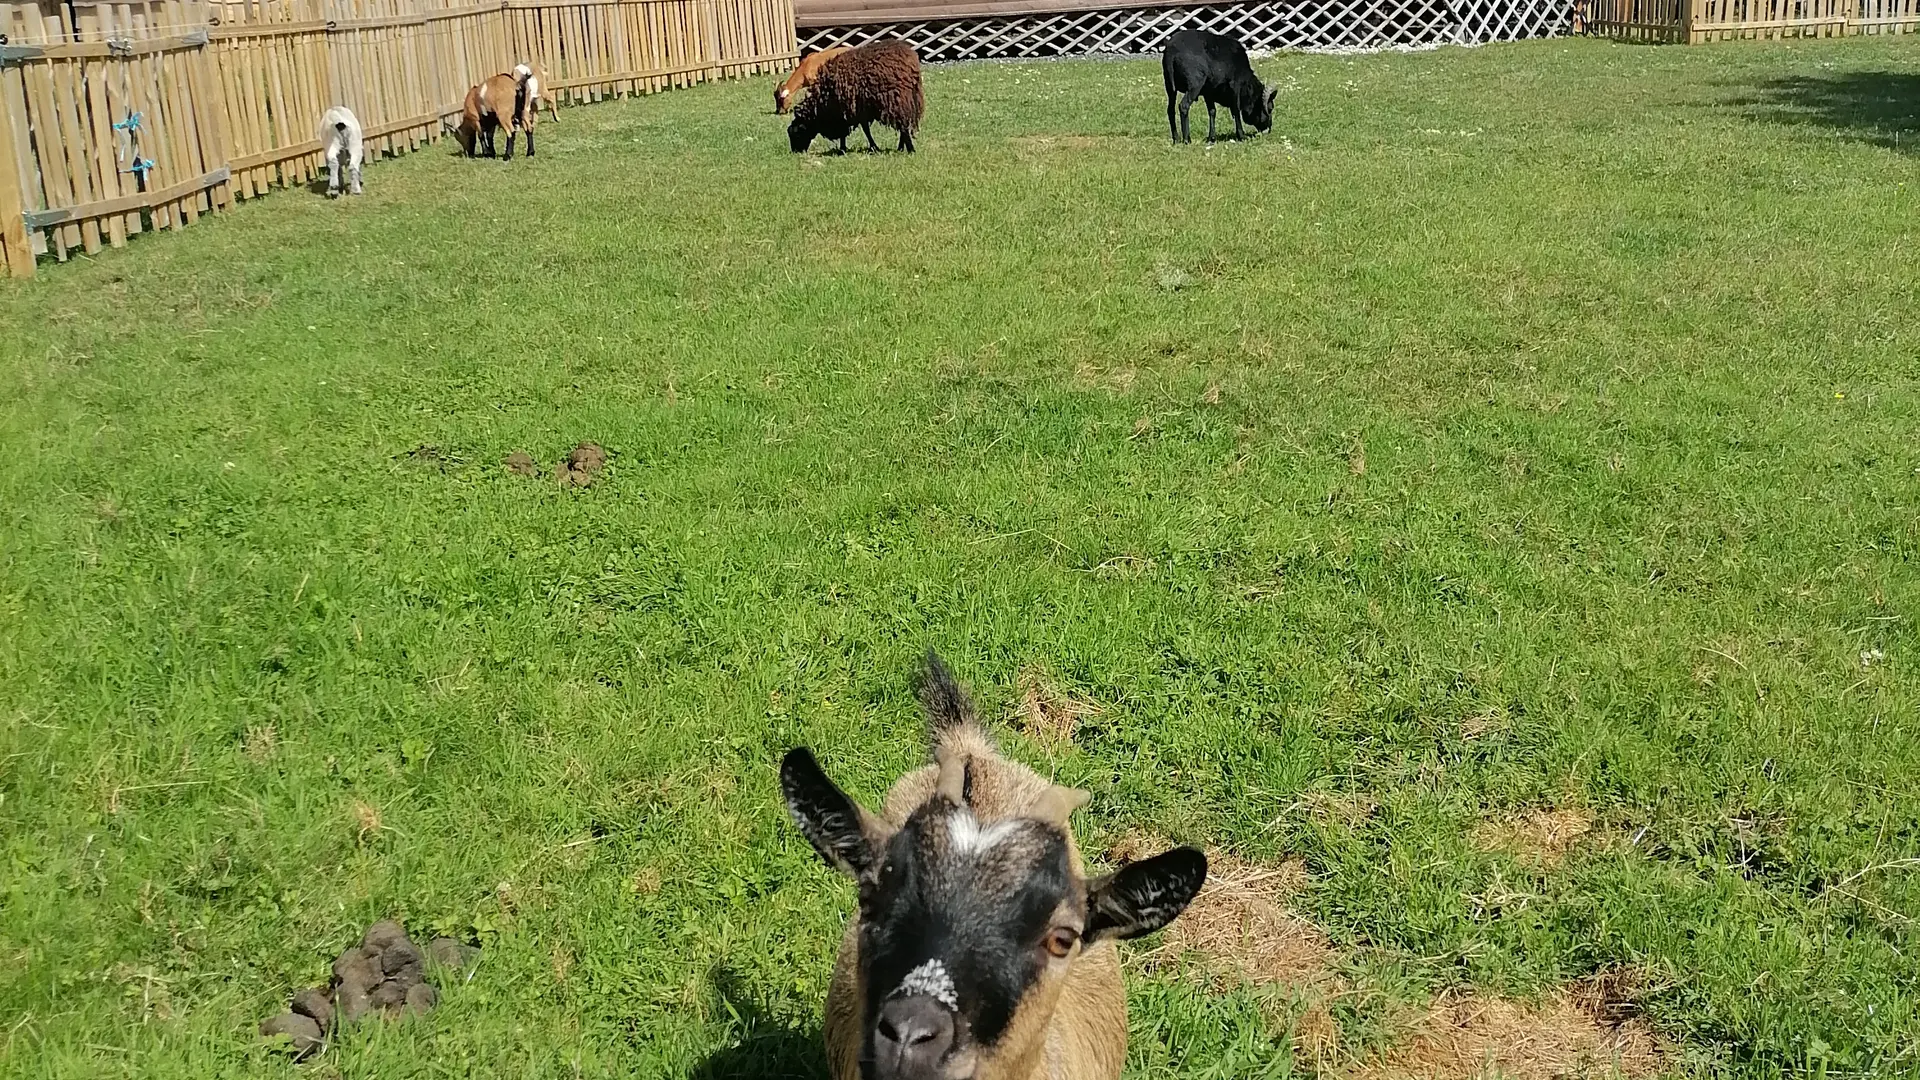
[1266,87,1278,109]
[1084,846,1208,943]
[781,748,882,885]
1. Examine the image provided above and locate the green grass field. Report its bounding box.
[3,35,1918,1079]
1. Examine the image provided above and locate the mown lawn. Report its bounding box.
[2,34,1917,1080]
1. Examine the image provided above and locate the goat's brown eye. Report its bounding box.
[1043,927,1079,958]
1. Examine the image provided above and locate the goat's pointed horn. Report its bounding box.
[1030,785,1090,825]
[935,748,969,804]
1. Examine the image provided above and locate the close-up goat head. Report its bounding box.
[781,653,1207,1080]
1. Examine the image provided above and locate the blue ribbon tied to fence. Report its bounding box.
[113,112,155,180]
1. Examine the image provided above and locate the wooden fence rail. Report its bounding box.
[0,0,794,275]
[1582,0,1919,39]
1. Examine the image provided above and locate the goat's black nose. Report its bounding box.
[873,995,955,1077]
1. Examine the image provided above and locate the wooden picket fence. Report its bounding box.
[1581,0,1920,39]
[0,0,795,276]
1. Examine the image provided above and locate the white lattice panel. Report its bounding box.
[799,0,1570,60]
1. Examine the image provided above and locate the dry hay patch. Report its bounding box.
[1340,977,1664,1080]
[1471,808,1595,868]
[1012,134,1115,154]
[1105,832,1663,1079]
[1299,790,1381,828]
[1009,667,1102,748]
[1071,362,1139,394]
[1111,836,1336,989]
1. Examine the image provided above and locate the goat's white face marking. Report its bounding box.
[895,959,959,1010]
[947,809,1019,855]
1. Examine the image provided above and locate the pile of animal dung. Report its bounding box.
[502,441,608,487]
[258,920,479,1058]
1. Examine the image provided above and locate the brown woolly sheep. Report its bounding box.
[774,46,851,114]
[455,71,534,160]
[788,38,923,154]
[781,653,1207,1080]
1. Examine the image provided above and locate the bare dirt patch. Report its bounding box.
[1471,808,1595,867]
[1009,667,1101,748]
[1338,982,1664,1080]
[504,451,538,477]
[555,442,607,487]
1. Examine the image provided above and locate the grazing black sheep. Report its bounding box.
[788,38,924,154]
[1162,28,1277,144]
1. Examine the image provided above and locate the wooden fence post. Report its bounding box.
[0,70,34,278]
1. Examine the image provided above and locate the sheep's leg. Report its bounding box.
[1166,86,1179,144]
[1232,107,1245,140]
[899,126,914,153]
[524,128,535,157]
[1205,100,1217,142]
[1177,92,1197,144]
[836,134,849,155]
[326,150,340,197]
[861,122,878,152]
[505,130,516,161]
[349,147,363,194]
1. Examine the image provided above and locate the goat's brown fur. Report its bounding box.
[455,72,535,159]
[821,704,1128,1079]
[517,62,559,124]
[789,38,923,153]
[774,46,851,114]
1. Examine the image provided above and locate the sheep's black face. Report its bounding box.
[788,116,815,152]
[1243,83,1278,133]
[781,747,1209,1080]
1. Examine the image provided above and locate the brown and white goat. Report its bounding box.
[514,62,560,124]
[773,46,851,114]
[781,654,1207,1080]
[455,71,535,160]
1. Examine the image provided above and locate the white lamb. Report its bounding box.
[318,105,364,197]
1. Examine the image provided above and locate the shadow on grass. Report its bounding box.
[1742,71,1920,152]
[688,969,830,1080]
